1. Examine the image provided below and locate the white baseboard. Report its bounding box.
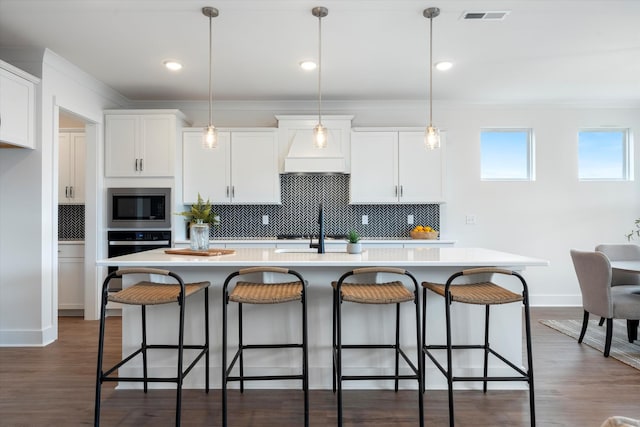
[0,324,55,347]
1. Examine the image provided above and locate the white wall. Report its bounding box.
[438,105,640,305]
[0,48,128,346]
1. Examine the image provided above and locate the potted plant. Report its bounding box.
[176,193,220,250]
[346,230,362,254]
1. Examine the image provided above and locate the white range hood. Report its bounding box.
[277,115,353,174]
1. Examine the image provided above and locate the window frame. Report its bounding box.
[577,128,632,182]
[480,128,535,182]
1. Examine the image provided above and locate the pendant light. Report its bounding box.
[312,6,328,149]
[424,7,441,150]
[202,6,219,149]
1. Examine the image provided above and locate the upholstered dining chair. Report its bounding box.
[570,249,640,357]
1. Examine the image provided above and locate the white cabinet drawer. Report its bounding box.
[58,243,84,258]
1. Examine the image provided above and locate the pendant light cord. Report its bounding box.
[428,15,433,127]
[317,13,323,126]
[208,14,213,127]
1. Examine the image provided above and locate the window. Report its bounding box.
[578,129,630,180]
[480,129,534,181]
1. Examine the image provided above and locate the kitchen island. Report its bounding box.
[97,247,548,390]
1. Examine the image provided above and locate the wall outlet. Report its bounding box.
[407,214,414,225]
[362,215,369,225]
[262,215,269,225]
[465,214,477,225]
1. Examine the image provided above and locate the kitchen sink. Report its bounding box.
[274,248,345,254]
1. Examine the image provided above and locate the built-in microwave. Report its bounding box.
[107,187,171,229]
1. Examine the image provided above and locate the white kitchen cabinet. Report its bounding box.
[0,62,37,149]
[350,130,445,204]
[105,110,186,177]
[182,128,280,205]
[58,131,85,204]
[58,243,84,311]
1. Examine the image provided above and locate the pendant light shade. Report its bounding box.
[312,6,328,149]
[424,7,441,150]
[202,6,219,149]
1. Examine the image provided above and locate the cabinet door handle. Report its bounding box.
[65,186,69,198]
[135,158,139,171]
[226,186,229,197]
[394,185,398,197]
[231,186,235,198]
[140,158,143,171]
[400,185,403,197]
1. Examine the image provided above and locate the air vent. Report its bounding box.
[462,11,509,20]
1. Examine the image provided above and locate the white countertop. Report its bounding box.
[174,238,456,245]
[98,247,548,268]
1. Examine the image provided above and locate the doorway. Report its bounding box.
[57,110,88,317]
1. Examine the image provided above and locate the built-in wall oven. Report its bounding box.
[107,230,172,259]
[107,230,171,290]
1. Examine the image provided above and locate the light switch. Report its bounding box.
[465,214,477,225]
[407,215,414,225]
[362,215,369,225]
[262,215,269,225]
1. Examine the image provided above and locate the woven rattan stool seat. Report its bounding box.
[423,281,523,305]
[108,281,210,305]
[332,281,414,304]
[229,281,303,304]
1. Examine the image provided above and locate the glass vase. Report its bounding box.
[190,219,210,251]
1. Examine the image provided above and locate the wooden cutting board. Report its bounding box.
[164,248,236,256]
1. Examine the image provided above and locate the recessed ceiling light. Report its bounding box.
[163,60,183,71]
[299,60,317,71]
[435,61,453,71]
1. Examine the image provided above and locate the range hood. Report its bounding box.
[277,115,353,174]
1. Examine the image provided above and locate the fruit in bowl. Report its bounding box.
[410,225,439,240]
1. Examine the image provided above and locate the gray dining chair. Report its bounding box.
[570,249,640,357]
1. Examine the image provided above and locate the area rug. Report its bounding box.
[540,319,640,370]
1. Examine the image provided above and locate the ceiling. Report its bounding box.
[1,0,639,105]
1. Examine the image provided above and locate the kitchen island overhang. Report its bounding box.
[97,247,548,390]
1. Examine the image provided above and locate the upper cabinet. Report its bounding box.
[350,129,445,204]
[104,109,186,177]
[58,131,85,204]
[0,61,38,149]
[182,129,280,205]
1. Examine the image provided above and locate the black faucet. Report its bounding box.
[309,203,325,254]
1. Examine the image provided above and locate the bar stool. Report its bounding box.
[333,267,423,427]
[422,267,535,427]
[94,268,210,427]
[222,267,308,427]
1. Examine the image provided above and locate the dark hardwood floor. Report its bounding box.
[1,307,639,426]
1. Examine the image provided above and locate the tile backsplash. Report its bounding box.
[191,174,439,239]
[59,204,85,240]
